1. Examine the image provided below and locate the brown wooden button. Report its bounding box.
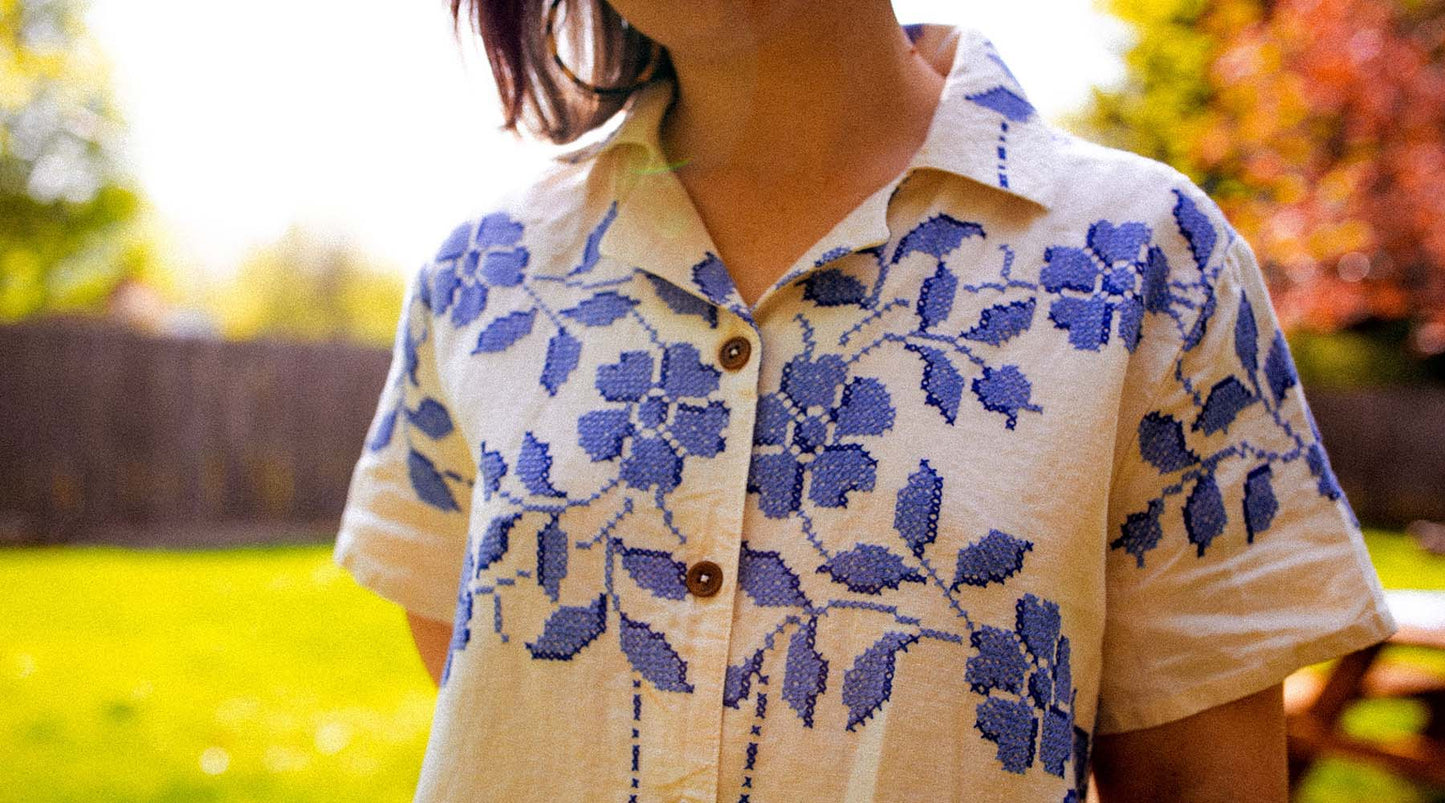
[718,337,751,371]
[685,560,723,597]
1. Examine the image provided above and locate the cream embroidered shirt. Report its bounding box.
[334,21,1397,802]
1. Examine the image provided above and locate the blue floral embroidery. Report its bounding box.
[1112,195,1353,567]
[578,344,730,493]
[418,183,1272,802]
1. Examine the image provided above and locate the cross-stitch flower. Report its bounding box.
[576,343,730,494]
[748,353,896,518]
[1039,220,1171,353]
[430,211,531,329]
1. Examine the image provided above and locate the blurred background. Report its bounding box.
[1,0,1442,800]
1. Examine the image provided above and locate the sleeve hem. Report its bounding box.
[333,524,460,625]
[1094,604,1399,736]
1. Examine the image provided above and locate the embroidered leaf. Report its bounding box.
[801,269,868,307]
[738,542,809,607]
[536,516,567,602]
[1243,464,1278,542]
[832,378,895,437]
[646,274,717,327]
[1142,246,1172,312]
[441,549,474,686]
[478,443,506,499]
[619,612,693,692]
[724,648,765,708]
[1183,473,1227,556]
[905,344,964,425]
[975,696,1038,774]
[816,543,924,594]
[966,625,1028,694]
[406,398,455,439]
[561,291,639,326]
[965,86,1036,122]
[568,202,616,275]
[540,330,581,395]
[841,631,915,730]
[1235,292,1259,372]
[517,432,566,497]
[782,617,829,727]
[472,309,537,353]
[367,406,397,451]
[526,594,607,660]
[963,299,1036,346]
[893,214,985,263]
[952,529,1034,589]
[1193,376,1255,435]
[1172,189,1218,272]
[407,449,458,512]
[1137,412,1198,473]
[971,364,1036,430]
[916,263,959,330]
[893,459,943,558]
[476,513,520,571]
[619,544,688,600]
[1264,329,1298,402]
[691,252,734,304]
[1111,498,1164,568]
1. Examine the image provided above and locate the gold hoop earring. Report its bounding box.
[545,0,663,95]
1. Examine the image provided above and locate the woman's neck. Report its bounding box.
[657,7,947,181]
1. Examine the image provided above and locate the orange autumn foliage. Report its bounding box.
[1083,0,1445,356]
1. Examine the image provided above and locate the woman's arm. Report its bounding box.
[1090,682,1289,802]
[405,610,453,686]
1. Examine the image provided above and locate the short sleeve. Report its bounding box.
[1096,221,1397,735]
[333,259,476,624]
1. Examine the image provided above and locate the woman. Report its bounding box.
[334,1,1397,800]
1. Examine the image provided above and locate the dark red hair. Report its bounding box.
[450,0,674,144]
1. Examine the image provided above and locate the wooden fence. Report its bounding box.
[0,318,1441,546]
[0,318,389,547]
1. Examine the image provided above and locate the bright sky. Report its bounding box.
[84,0,1129,278]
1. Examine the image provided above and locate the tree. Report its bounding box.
[1077,0,1445,369]
[205,223,405,347]
[0,0,159,320]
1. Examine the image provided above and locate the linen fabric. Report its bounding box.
[334,21,1396,803]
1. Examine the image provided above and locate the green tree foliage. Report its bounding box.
[205,223,405,347]
[0,0,155,320]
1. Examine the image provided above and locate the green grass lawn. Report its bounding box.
[0,545,435,802]
[1,529,1442,802]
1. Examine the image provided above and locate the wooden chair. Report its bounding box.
[1284,590,1445,792]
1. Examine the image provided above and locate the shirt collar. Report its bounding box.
[554,22,1060,318]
